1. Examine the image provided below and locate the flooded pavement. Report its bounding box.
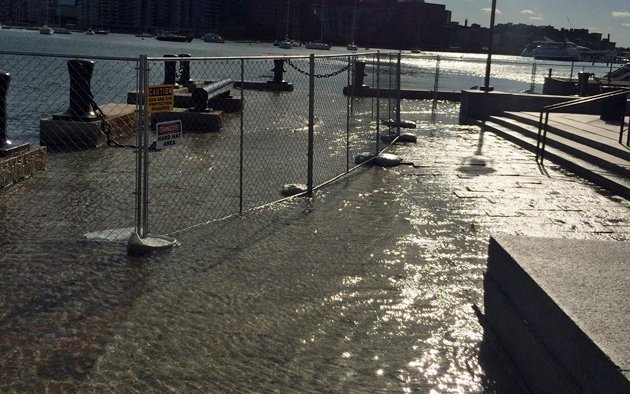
[1,101,629,392]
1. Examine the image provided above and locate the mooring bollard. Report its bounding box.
[178,53,192,85]
[1,70,30,156]
[163,54,178,85]
[271,59,287,84]
[54,59,98,121]
[352,61,367,88]
[0,71,9,145]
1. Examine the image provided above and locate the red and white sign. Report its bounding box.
[155,120,182,149]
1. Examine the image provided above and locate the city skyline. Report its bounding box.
[440,0,630,47]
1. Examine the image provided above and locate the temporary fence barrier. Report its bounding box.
[0,50,400,246]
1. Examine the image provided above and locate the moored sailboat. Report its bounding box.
[305,0,331,50]
[347,0,358,51]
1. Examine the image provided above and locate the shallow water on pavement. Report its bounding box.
[1,100,628,392]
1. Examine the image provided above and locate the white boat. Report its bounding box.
[40,4,53,35]
[202,32,225,43]
[305,0,331,50]
[532,41,580,61]
[39,25,54,35]
[305,41,331,50]
[85,29,95,35]
[277,0,293,49]
[278,41,293,49]
[54,27,72,34]
[347,0,358,51]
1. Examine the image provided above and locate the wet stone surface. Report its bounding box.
[1,101,628,392]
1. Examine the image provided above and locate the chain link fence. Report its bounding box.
[0,50,399,243]
[139,52,398,237]
[0,52,139,241]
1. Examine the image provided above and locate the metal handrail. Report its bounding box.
[536,87,630,163]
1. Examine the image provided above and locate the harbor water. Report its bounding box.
[1,30,629,392]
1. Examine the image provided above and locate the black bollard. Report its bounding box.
[577,72,592,97]
[0,71,30,156]
[163,54,178,85]
[0,71,9,145]
[178,53,192,85]
[352,61,367,88]
[271,59,287,84]
[54,59,98,121]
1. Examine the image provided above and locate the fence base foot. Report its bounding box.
[398,132,417,143]
[382,119,417,129]
[354,151,376,165]
[374,153,402,167]
[127,232,178,256]
[281,183,307,197]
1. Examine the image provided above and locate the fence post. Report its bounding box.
[432,55,440,112]
[346,55,351,173]
[307,54,315,196]
[396,51,402,136]
[530,62,537,93]
[240,59,245,214]
[132,55,151,238]
[376,52,381,154]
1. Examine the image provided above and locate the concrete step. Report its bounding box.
[503,111,630,162]
[489,116,630,178]
[485,235,630,393]
[477,119,630,199]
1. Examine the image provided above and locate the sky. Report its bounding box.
[437,0,630,47]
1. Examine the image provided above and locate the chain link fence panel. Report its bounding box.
[0,52,139,241]
[1,51,400,241]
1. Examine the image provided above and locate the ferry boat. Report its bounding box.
[521,39,582,61]
[532,42,580,61]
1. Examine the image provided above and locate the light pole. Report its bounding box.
[483,0,497,91]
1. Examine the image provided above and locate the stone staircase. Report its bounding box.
[474,111,630,199]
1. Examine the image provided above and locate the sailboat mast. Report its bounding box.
[350,0,357,44]
[320,0,324,42]
[285,0,290,39]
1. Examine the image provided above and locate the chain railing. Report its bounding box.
[0,50,400,245]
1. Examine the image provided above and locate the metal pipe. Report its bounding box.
[307,54,315,196]
[135,56,145,237]
[396,51,401,136]
[376,51,381,154]
[240,59,245,215]
[346,55,351,173]
[141,55,150,236]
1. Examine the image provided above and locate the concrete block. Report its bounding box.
[40,103,136,150]
[485,235,630,393]
[0,146,47,188]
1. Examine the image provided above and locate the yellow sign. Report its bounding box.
[148,84,174,113]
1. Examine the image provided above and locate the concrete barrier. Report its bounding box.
[484,235,630,393]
